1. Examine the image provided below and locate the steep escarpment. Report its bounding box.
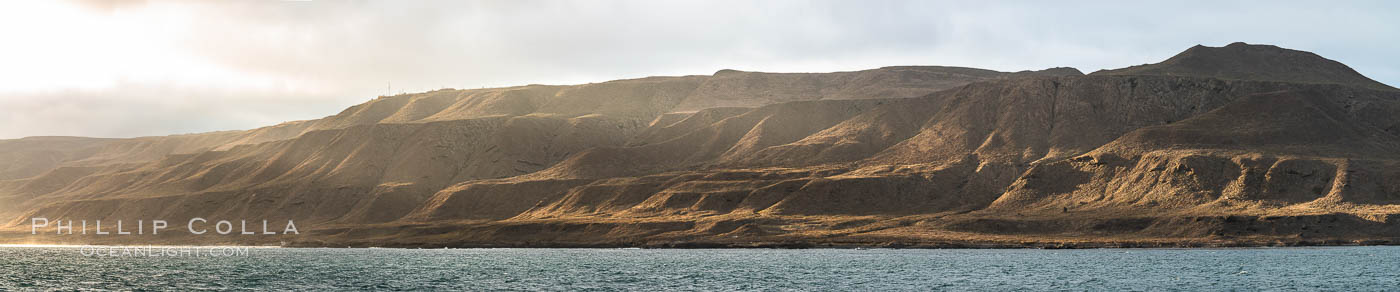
[1,66,1029,185]
[5,43,1400,248]
[471,75,1398,224]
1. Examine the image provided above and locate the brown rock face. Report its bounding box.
[4,44,1400,248]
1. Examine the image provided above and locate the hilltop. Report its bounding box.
[1094,42,1396,91]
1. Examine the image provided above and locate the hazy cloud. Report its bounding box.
[1,0,1396,139]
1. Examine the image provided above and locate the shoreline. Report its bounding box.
[283,239,1400,249]
[7,238,1396,250]
[3,242,1396,250]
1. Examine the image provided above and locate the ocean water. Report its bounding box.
[1,246,1397,291]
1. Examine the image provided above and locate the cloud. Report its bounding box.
[0,0,1396,139]
[68,0,147,14]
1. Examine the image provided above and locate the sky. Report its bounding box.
[0,0,1396,139]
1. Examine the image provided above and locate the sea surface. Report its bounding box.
[1,246,1397,291]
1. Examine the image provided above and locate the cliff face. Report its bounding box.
[4,44,1399,247]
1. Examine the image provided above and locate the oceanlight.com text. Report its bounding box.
[79,246,252,258]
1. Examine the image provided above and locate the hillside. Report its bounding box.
[4,43,1400,248]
